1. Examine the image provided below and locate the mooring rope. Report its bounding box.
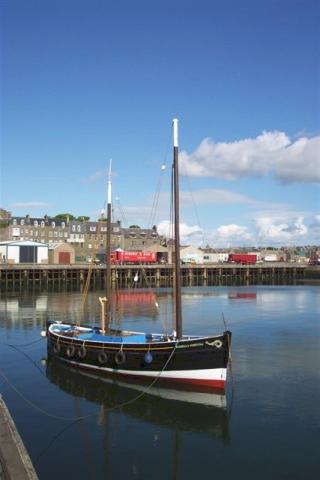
[0,338,179,422]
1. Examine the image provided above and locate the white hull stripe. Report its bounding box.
[62,358,227,382]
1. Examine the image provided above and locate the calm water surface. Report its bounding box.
[0,285,319,480]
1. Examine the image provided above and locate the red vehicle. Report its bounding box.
[309,255,320,265]
[111,251,157,264]
[228,253,257,265]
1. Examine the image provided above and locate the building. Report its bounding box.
[0,240,48,264]
[0,209,11,242]
[9,215,69,244]
[48,242,75,264]
[122,226,163,251]
[5,214,165,263]
[74,220,124,262]
[145,244,170,263]
[180,246,204,264]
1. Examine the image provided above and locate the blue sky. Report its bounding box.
[1,0,319,246]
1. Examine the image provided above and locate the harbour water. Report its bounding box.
[0,285,319,479]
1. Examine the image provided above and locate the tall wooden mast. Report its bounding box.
[173,119,182,339]
[105,159,112,331]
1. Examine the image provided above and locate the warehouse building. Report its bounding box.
[0,240,48,264]
[48,242,75,264]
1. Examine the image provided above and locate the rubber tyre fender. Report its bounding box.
[66,345,76,357]
[77,346,87,359]
[98,351,108,364]
[115,350,126,365]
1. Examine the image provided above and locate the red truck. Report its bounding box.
[111,251,157,264]
[309,255,320,265]
[228,253,257,265]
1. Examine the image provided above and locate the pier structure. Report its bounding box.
[0,263,310,288]
[0,395,38,479]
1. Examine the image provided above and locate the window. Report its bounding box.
[41,221,45,228]
[21,229,24,234]
[72,225,76,232]
[20,219,25,225]
[90,226,96,232]
[35,231,38,237]
[64,233,68,238]
[54,231,58,237]
[13,219,17,225]
[77,225,81,232]
[113,227,119,233]
[61,222,65,228]
[34,220,38,227]
[49,231,53,237]
[59,232,63,237]
[51,221,55,228]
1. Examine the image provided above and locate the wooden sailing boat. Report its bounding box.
[46,119,232,390]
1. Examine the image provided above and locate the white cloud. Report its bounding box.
[157,220,254,247]
[255,216,308,244]
[180,189,252,205]
[179,188,291,211]
[11,202,52,209]
[157,220,203,244]
[311,214,320,226]
[157,215,317,247]
[309,214,320,236]
[214,224,253,244]
[180,132,320,183]
[81,169,107,183]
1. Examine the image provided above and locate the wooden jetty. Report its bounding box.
[0,263,310,288]
[0,395,38,480]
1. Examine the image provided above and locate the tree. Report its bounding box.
[129,225,140,229]
[77,216,90,222]
[54,213,75,222]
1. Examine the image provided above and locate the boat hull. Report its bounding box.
[47,321,231,390]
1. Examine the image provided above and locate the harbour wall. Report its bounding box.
[0,263,313,288]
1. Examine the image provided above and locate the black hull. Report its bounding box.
[47,321,231,389]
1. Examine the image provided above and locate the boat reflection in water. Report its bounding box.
[46,355,230,441]
[228,292,257,301]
